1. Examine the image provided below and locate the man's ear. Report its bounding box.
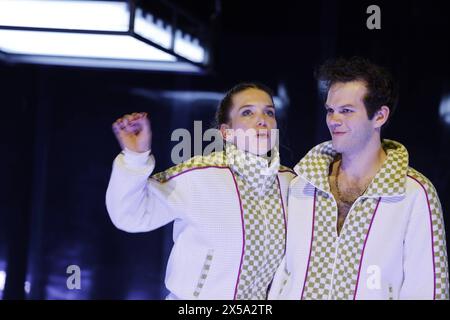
[373,106,390,129]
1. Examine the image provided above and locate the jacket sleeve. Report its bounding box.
[400,182,449,300]
[105,149,188,233]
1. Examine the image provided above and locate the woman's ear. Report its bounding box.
[373,106,390,129]
[220,123,231,140]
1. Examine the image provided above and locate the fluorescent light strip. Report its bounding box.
[134,12,207,64]
[174,36,205,64]
[0,1,208,69]
[0,0,129,31]
[134,10,172,49]
[0,30,176,61]
[6,55,203,73]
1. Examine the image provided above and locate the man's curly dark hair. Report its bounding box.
[316,57,398,124]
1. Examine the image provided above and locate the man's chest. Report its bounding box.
[330,178,367,223]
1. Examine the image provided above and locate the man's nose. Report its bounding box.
[328,113,342,126]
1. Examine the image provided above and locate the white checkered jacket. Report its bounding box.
[106,146,295,299]
[269,140,449,300]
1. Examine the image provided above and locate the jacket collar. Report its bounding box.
[226,142,280,193]
[294,139,409,197]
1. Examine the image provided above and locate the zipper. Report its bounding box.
[297,176,368,299]
[328,192,366,299]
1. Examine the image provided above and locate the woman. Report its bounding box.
[106,83,296,299]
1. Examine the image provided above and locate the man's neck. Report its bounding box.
[340,137,387,183]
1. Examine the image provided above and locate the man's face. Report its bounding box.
[221,88,278,155]
[325,80,376,154]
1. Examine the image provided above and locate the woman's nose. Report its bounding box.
[256,113,268,127]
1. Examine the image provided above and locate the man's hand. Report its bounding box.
[112,112,152,153]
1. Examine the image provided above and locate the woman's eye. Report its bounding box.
[241,110,252,116]
[266,110,275,117]
[342,108,352,113]
[326,108,333,114]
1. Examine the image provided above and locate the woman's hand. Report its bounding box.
[112,112,152,153]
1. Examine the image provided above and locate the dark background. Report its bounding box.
[1,0,449,299]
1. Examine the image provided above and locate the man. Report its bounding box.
[269,57,449,300]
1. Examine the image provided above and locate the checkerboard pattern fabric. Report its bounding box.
[408,168,449,300]
[294,142,337,193]
[152,145,291,184]
[226,143,286,300]
[153,143,287,300]
[193,249,214,298]
[277,266,291,296]
[151,150,227,183]
[330,198,380,299]
[302,190,337,299]
[296,139,447,299]
[364,140,409,197]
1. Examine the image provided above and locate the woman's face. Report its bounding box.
[220,88,278,155]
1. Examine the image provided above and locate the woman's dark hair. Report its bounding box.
[214,82,275,128]
[316,57,398,124]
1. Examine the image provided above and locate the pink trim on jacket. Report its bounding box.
[150,166,229,183]
[407,175,437,300]
[353,197,382,300]
[276,176,288,252]
[229,168,246,300]
[300,188,317,299]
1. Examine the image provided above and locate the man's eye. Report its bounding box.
[241,110,252,116]
[342,108,352,113]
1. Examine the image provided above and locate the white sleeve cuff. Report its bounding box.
[123,148,152,167]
